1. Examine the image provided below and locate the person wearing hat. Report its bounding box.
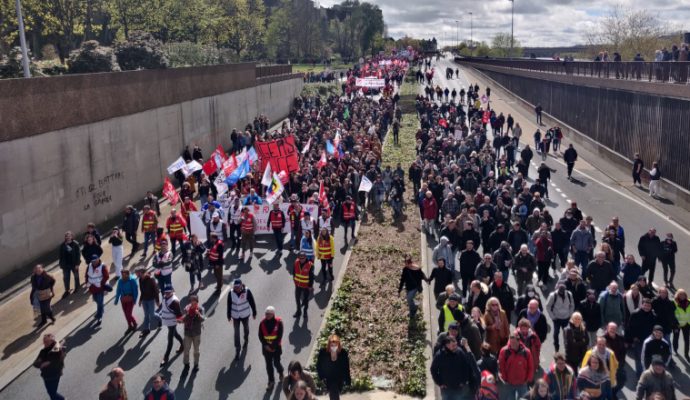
[439,293,464,332]
[641,325,672,370]
[240,206,257,259]
[207,231,225,291]
[227,278,257,359]
[109,226,124,279]
[159,288,184,367]
[433,321,462,354]
[258,306,285,389]
[153,240,174,292]
[292,252,314,318]
[98,367,127,400]
[341,195,358,241]
[267,202,287,253]
[626,297,658,377]
[85,253,109,326]
[206,210,228,244]
[135,266,160,337]
[636,355,675,400]
[165,208,187,257]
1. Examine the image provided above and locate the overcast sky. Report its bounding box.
[318,0,690,47]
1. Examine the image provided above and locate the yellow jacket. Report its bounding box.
[581,348,618,387]
[315,236,335,259]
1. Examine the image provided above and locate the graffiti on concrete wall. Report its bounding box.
[75,172,125,211]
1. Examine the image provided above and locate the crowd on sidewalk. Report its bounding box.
[26,54,416,400]
[402,58,683,400]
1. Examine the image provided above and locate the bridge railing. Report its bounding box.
[256,64,293,78]
[455,57,690,85]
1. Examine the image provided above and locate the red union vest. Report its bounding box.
[154,233,168,252]
[260,317,282,346]
[317,237,333,260]
[146,392,168,400]
[241,213,254,233]
[208,240,222,262]
[167,215,184,238]
[293,260,312,288]
[343,202,355,220]
[142,211,157,232]
[269,210,284,230]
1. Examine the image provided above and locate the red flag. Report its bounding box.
[316,151,327,169]
[202,158,217,176]
[222,154,238,176]
[318,181,328,208]
[162,177,180,205]
[203,145,229,175]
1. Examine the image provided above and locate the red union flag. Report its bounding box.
[162,177,180,205]
[203,145,228,176]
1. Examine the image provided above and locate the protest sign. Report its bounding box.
[254,137,300,173]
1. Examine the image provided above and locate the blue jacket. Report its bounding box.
[114,277,138,305]
[243,194,263,205]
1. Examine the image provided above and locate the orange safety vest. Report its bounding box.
[142,211,157,232]
[208,240,222,262]
[343,202,355,220]
[260,317,282,346]
[155,233,168,252]
[317,237,333,259]
[293,260,312,288]
[167,216,184,237]
[269,210,284,230]
[241,213,255,233]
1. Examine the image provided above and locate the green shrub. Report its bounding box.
[115,31,168,71]
[68,41,120,74]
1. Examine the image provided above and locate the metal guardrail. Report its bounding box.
[256,65,293,78]
[456,57,690,85]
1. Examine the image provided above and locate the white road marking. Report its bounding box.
[560,193,567,198]
[595,226,603,233]
[555,188,562,193]
[565,199,571,203]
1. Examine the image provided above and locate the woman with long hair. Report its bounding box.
[674,289,690,359]
[483,297,510,355]
[523,378,551,400]
[316,335,351,400]
[288,380,316,400]
[471,306,486,339]
[576,353,612,400]
[564,312,589,371]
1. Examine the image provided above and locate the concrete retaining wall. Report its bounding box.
[0,77,303,277]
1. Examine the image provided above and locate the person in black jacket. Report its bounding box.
[399,256,427,319]
[642,326,672,370]
[652,287,677,343]
[563,144,578,179]
[465,280,490,314]
[460,241,482,295]
[580,290,602,345]
[58,231,81,299]
[430,335,480,398]
[637,229,662,284]
[551,222,570,268]
[33,333,65,400]
[625,298,658,377]
[122,205,140,256]
[514,284,543,320]
[30,265,56,327]
[518,299,548,343]
[489,272,515,316]
[316,334,351,400]
[660,233,677,287]
[427,258,453,298]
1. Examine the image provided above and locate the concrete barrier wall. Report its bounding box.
[0,77,303,277]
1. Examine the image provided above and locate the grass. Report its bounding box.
[313,77,427,398]
[292,63,351,73]
[300,82,342,98]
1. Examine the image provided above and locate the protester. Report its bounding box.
[144,374,175,400]
[316,335,351,400]
[33,333,65,400]
[430,335,480,399]
[159,288,184,367]
[30,264,56,327]
[259,306,284,389]
[135,266,160,338]
[398,255,427,319]
[58,231,82,299]
[228,278,257,359]
[98,367,127,400]
[113,269,138,333]
[85,254,109,326]
[282,361,316,397]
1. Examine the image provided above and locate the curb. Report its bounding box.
[420,228,437,400]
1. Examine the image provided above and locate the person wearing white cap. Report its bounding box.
[206,211,228,243]
[258,305,284,389]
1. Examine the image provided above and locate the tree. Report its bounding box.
[39,0,88,62]
[68,39,119,72]
[585,5,667,60]
[490,32,522,58]
[114,30,167,70]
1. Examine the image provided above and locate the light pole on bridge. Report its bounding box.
[14,0,31,78]
[468,12,473,56]
[509,0,515,58]
[454,20,459,51]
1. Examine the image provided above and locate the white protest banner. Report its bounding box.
[189,211,207,242]
[261,162,273,187]
[355,77,385,88]
[358,176,373,192]
[265,173,285,205]
[167,157,186,175]
[224,202,319,235]
[214,171,228,197]
[181,160,203,177]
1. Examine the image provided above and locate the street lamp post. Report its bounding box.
[454,20,459,50]
[15,0,31,78]
[468,12,473,56]
[509,0,515,58]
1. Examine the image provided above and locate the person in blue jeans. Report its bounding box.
[398,256,427,319]
[33,333,65,400]
[135,267,161,337]
[85,255,109,326]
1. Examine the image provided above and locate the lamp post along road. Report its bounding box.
[468,12,473,56]
[509,0,515,58]
[15,0,31,78]
[454,20,459,50]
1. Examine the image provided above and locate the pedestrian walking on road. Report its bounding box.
[649,161,661,197]
[153,240,174,291]
[113,269,138,333]
[240,206,257,259]
[316,228,336,282]
[430,335,480,400]
[316,334,352,400]
[98,367,127,400]
[398,255,427,319]
[576,353,612,400]
[485,297,511,355]
[122,205,140,257]
[660,233,677,287]
[166,208,187,257]
[268,202,287,252]
[637,228,662,284]
[58,231,81,299]
[135,267,160,337]
[207,232,225,291]
[144,374,175,400]
[81,233,103,268]
[546,284,576,352]
[498,334,534,399]
[535,103,543,125]
[159,288,184,367]
[228,278,257,359]
[86,254,109,326]
[30,264,56,327]
[182,295,204,371]
[563,144,578,180]
[33,333,65,400]
[140,205,158,258]
[632,153,644,187]
[673,289,690,359]
[109,227,124,278]
[181,234,206,293]
[259,306,285,390]
[282,361,316,397]
[293,252,314,318]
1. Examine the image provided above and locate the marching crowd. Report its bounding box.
[403,59,684,400]
[28,55,412,400]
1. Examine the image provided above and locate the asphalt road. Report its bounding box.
[423,57,690,399]
[0,231,350,400]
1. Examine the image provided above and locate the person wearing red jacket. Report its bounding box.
[140,205,158,258]
[240,207,256,259]
[85,254,109,326]
[498,334,534,399]
[421,191,438,236]
[340,195,358,241]
[166,208,187,256]
[515,318,541,373]
[267,202,287,253]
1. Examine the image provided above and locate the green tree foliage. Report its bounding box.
[114,30,167,70]
[490,32,522,58]
[68,39,119,73]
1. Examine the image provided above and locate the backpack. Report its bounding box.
[551,291,573,313]
[476,370,499,400]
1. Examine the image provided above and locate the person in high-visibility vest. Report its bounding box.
[154,227,168,255]
[140,205,158,258]
[240,207,256,259]
[153,240,174,292]
[258,306,284,390]
[300,230,315,262]
[207,232,225,291]
[165,208,187,256]
[293,252,314,318]
[341,195,358,241]
[266,202,286,253]
[438,293,465,332]
[180,196,197,227]
[316,227,335,282]
[288,196,304,252]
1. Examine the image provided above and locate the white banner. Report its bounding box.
[181,160,203,177]
[358,176,373,192]
[167,157,186,175]
[189,211,207,242]
[214,172,228,197]
[355,77,385,88]
[221,202,319,235]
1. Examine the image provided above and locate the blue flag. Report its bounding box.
[326,140,335,155]
[225,159,250,187]
[247,147,259,166]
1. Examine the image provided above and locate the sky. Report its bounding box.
[317,0,690,47]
